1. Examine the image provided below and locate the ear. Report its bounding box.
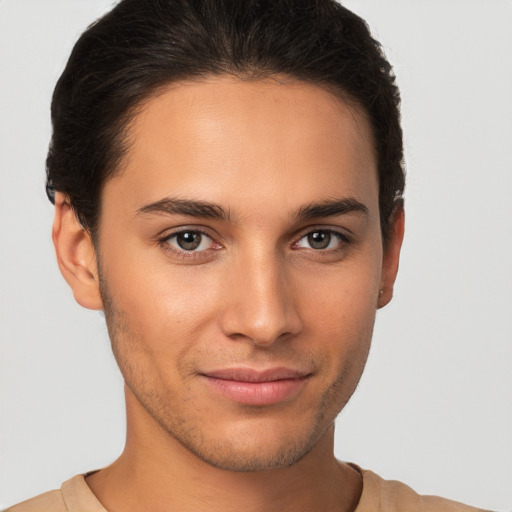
[378,205,405,309]
[52,192,103,310]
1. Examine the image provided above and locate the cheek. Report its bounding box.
[308,280,377,407]
[102,253,222,363]
[297,252,381,367]
[301,255,381,330]
[308,292,376,377]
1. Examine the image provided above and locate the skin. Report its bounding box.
[53,76,404,512]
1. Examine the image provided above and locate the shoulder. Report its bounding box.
[3,490,66,512]
[356,467,492,512]
[3,474,104,512]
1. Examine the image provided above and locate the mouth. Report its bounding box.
[200,367,311,406]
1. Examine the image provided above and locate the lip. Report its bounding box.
[200,367,311,406]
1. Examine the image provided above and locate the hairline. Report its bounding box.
[87,71,386,247]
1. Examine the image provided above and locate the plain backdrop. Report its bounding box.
[1,0,511,510]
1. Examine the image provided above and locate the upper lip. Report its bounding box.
[201,367,311,382]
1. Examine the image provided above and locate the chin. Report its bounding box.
[164,412,325,473]
[185,437,314,472]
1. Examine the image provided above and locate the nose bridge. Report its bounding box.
[220,244,302,346]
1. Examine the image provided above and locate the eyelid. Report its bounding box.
[154,224,353,260]
[293,225,352,243]
[158,227,222,259]
[160,228,213,243]
[155,223,218,240]
[291,227,353,254]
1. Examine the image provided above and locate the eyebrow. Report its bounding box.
[296,198,369,220]
[136,196,368,222]
[136,197,229,220]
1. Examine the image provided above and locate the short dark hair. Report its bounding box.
[47,0,404,243]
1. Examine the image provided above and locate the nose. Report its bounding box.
[219,250,303,347]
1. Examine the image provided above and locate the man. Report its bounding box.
[4,0,493,511]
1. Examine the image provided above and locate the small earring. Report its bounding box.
[379,290,384,296]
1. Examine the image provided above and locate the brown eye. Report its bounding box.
[307,231,332,250]
[176,231,202,250]
[164,230,216,253]
[294,229,348,252]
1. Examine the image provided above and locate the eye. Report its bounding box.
[163,230,216,253]
[295,230,347,250]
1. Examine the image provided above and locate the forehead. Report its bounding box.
[105,76,378,220]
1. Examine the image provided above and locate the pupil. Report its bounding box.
[177,232,201,250]
[308,231,331,250]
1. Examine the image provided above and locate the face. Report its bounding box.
[77,77,401,471]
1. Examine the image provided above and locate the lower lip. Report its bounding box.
[202,376,308,406]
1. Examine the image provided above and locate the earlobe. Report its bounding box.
[52,192,103,310]
[378,205,405,309]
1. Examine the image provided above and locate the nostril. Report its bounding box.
[220,304,303,347]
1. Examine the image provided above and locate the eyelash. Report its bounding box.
[293,230,351,252]
[157,227,352,259]
[158,229,220,260]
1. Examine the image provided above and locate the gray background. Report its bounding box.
[1,0,511,510]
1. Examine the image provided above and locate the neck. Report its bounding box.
[86,388,362,512]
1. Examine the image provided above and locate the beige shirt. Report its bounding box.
[5,468,491,512]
